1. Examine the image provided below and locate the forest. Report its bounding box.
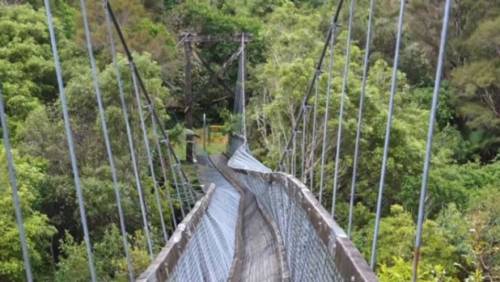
[0,0,499,281]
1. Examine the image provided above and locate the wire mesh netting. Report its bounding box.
[227,148,345,281]
[167,163,240,281]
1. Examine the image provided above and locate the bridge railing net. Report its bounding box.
[230,167,342,281]
[164,162,241,282]
[223,139,375,281]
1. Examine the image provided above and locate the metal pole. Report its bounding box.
[370,0,406,269]
[43,0,97,279]
[0,86,33,282]
[412,1,452,280]
[331,0,356,217]
[348,0,376,239]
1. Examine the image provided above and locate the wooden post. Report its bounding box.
[180,32,251,162]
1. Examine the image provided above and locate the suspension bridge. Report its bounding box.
[0,0,454,281]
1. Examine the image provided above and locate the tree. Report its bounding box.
[379,257,456,282]
[451,16,500,161]
[400,159,500,218]
[467,187,500,281]
[0,4,59,133]
[55,227,150,281]
[0,148,56,281]
[353,205,460,280]
[436,204,477,280]
[17,51,176,272]
[249,2,433,217]
[167,0,265,123]
[74,0,179,74]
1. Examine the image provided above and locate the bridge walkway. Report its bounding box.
[198,154,285,281]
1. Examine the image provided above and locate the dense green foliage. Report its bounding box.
[244,1,500,280]
[0,0,498,281]
[1,2,173,280]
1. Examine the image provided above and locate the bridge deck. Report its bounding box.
[200,155,285,281]
[138,154,376,281]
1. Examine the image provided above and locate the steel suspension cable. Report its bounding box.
[348,0,376,239]
[240,33,247,143]
[43,0,97,279]
[102,0,154,258]
[202,113,206,151]
[160,137,186,217]
[105,2,193,197]
[277,0,345,169]
[178,156,196,207]
[291,130,297,176]
[412,1,452,280]
[308,75,321,191]
[130,69,169,243]
[106,1,196,209]
[150,107,178,228]
[300,104,308,182]
[79,1,134,279]
[318,21,340,204]
[331,0,356,217]
[370,0,406,269]
[0,86,33,282]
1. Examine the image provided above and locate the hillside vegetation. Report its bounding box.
[0,0,498,281]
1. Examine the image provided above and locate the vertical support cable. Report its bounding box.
[318,22,340,204]
[79,1,134,279]
[178,158,196,207]
[0,86,33,282]
[348,0,376,239]
[105,1,195,209]
[277,0,345,169]
[287,149,292,174]
[309,76,320,192]
[241,33,247,143]
[370,0,406,269]
[130,68,169,244]
[202,113,207,152]
[102,0,154,258]
[171,152,195,208]
[281,150,289,174]
[183,37,194,164]
[412,1,452,280]
[331,0,356,217]
[161,137,186,217]
[43,1,97,280]
[300,104,308,182]
[150,104,178,229]
[184,180,194,208]
[291,130,297,176]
